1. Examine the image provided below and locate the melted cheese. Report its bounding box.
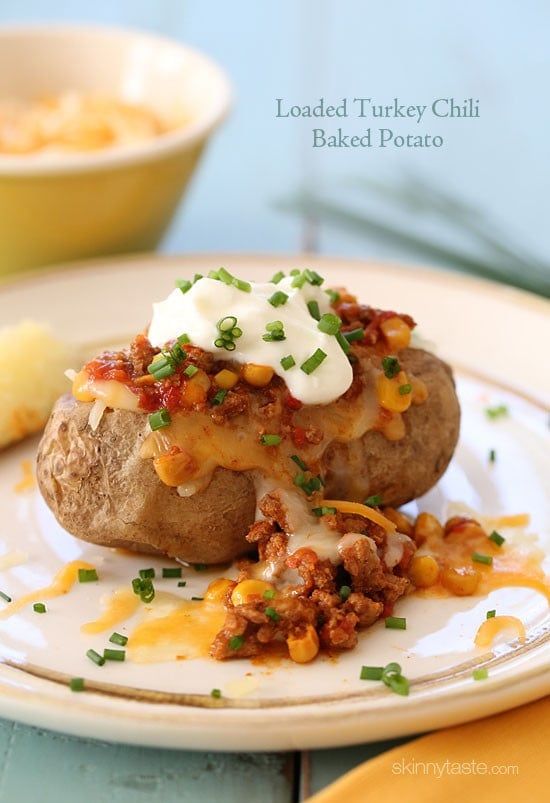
[81,588,139,634]
[474,615,526,648]
[0,560,95,619]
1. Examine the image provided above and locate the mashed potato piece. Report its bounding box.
[0,321,72,449]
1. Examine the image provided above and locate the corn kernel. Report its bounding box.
[382,507,413,536]
[205,578,234,603]
[242,364,274,388]
[409,555,440,588]
[181,369,210,407]
[414,512,443,546]
[411,376,428,405]
[377,371,413,414]
[214,369,239,389]
[71,370,95,402]
[287,625,320,663]
[380,316,411,351]
[231,579,274,606]
[153,448,197,486]
[440,565,481,596]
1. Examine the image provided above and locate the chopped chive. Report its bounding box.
[271,271,285,284]
[139,568,155,579]
[280,355,296,371]
[386,674,410,696]
[382,662,402,676]
[109,632,128,646]
[208,269,220,280]
[300,348,327,375]
[70,677,85,692]
[233,277,252,293]
[178,581,187,587]
[263,589,276,600]
[262,321,286,342]
[192,274,203,284]
[289,269,301,276]
[162,567,182,578]
[290,454,308,471]
[0,591,11,603]
[268,290,289,307]
[473,668,488,681]
[33,602,46,613]
[360,665,384,681]
[175,278,192,294]
[307,300,321,321]
[132,577,155,603]
[485,404,508,421]
[184,364,199,378]
[104,649,125,662]
[177,333,190,345]
[191,596,204,601]
[335,330,351,354]
[291,271,306,288]
[364,494,383,507]
[229,635,244,651]
[218,315,237,332]
[339,585,351,601]
[343,327,364,342]
[385,616,407,630]
[149,409,171,431]
[486,610,496,619]
[265,606,280,622]
[311,506,337,517]
[489,530,505,547]
[294,472,323,495]
[317,313,341,335]
[78,568,98,583]
[194,563,207,571]
[217,267,234,285]
[382,356,400,378]
[304,269,324,286]
[211,688,222,699]
[211,389,228,406]
[398,383,412,396]
[260,434,282,446]
[325,288,341,304]
[150,362,174,380]
[86,649,105,666]
[472,552,493,566]
[488,448,496,463]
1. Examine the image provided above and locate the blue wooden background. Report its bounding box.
[0,1,548,800]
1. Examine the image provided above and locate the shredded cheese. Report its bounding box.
[322,500,397,533]
[474,615,526,648]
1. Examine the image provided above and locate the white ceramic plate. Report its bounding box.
[0,254,548,751]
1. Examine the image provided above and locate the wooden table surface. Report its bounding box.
[0,1,546,799]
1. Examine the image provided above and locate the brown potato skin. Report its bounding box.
[36,348,459,562]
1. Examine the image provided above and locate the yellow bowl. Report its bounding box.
[0,25,232,275]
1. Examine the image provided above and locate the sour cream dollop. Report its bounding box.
[148,275,353,405]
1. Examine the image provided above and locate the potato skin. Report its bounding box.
[36,348,459,561]
[36,394,257,563]
[323,348,460,506]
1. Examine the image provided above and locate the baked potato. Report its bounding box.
[36,347,459,563]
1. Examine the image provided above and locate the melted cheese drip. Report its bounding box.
[0,560,95,619]
[474,615,526,648]
[127,592,226,663]
[81,588,139,634]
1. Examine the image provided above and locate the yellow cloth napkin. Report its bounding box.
[309,696,550,802]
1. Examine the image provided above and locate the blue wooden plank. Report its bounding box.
[0,718,293,803]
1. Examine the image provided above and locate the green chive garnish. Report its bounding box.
[485,404,508,420]
[473,668,488,681]
[260,434,282,446]
[194,563,207,571]
[265,606,280,622]
[268,291,289,307]
[280,355,296,370]
[78,568,98,583]
[339,585,351,601]
[233,278,252,293]
[271,271,285,284]
[360,665,384,680]
[300,348,327,375]
[0,591,12,603]
[386,674,410,696]
[364,494,383,507]
[304,269,324,286]
[489,530,505,547]
[262,321,286,342]
[184,364,199,378]
[162,567,182,578]
[335,331,351,354]
[211,389,228,406]
[191,596,204,601]
[229,635,244,651]
[382,356,400,378]
[176,278,192,294]
[86,649,105,666]
[218,315,237,331]
[177,333,190,345]
[291,271,306,288]
[132,577,155,603]
[486,610,496,619]
[33,602,46,613]
[385,616,407,630]
[109,632,128,646]
[488,448,496,463]
[178,581,187,587]
[307,300,321,321]
[398,383,412,396]
[211,688,222,699]
[311,506,337,517]
[317,313,341,335]
[70,677,85,692]
[472,552,493,566]
[139,568,155,579]
[263,589,276,600]
[290,454,308,471]
[149,409,171,431]
[104,649,125,662]
[325,288,340,304]
[343,327,364,343]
